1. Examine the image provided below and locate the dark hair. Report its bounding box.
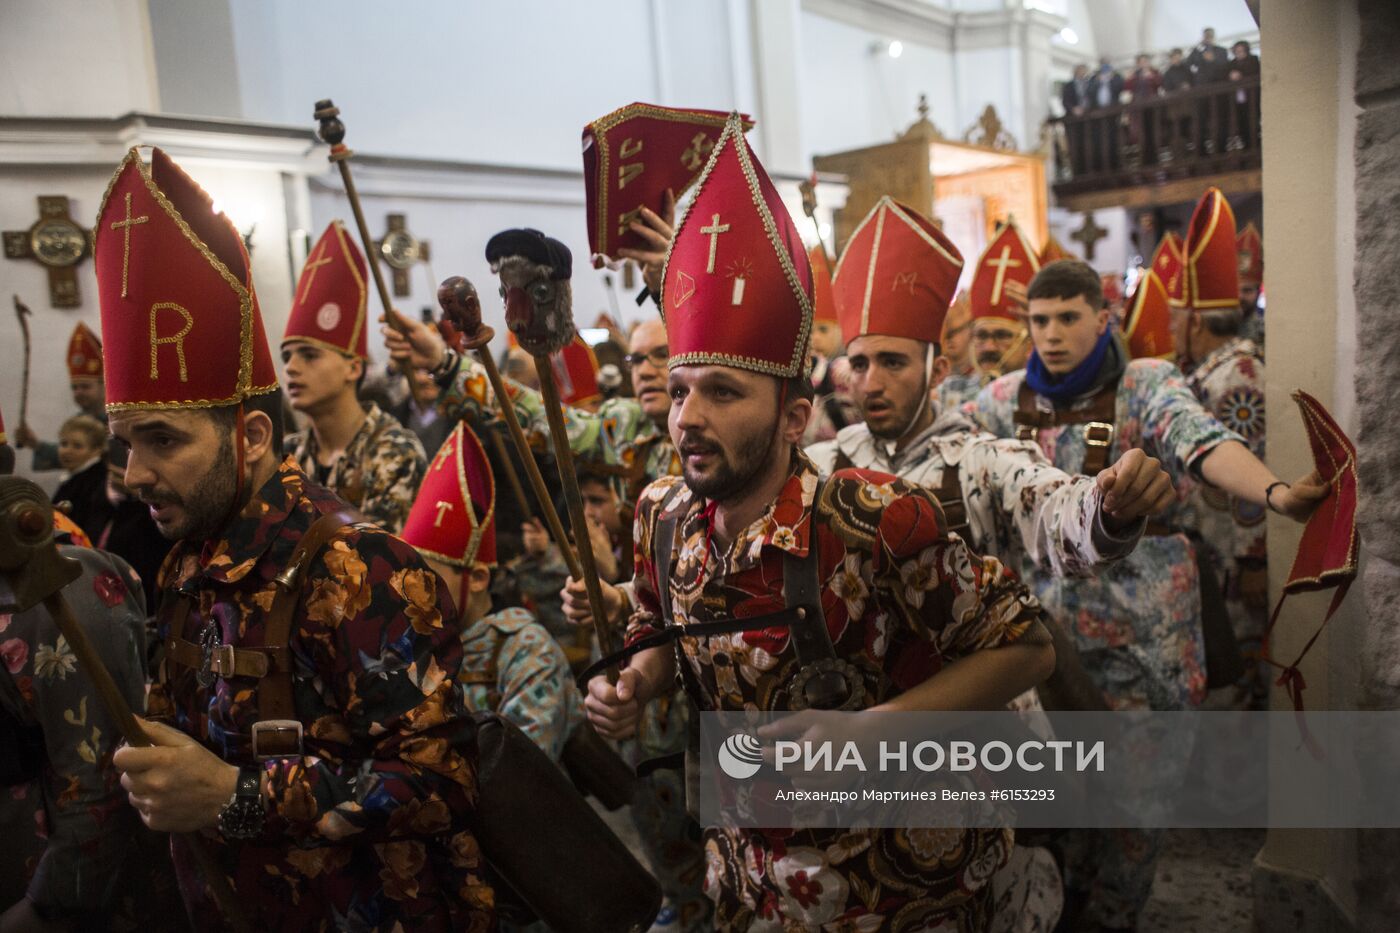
[784,373,816,405]
[1232,40,1250,53]
[208,387,285,456]
[1170,47,1183,57]
[1028,259,1104,311]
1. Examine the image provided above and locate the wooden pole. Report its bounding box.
[533,357,621,664]
[313,100,413,367]
[13,296,31,434]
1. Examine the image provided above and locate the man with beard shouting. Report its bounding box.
[96,147,491,931]
[584,113,1056,932]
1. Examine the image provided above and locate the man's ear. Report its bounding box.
[347,354,365,386]
[1096,308,1112,335]
[782,396,813,446]
[929,353,951,390]
[467,564,492,594]
[242,409,275,464]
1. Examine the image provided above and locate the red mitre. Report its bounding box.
[1123,270,1174,360]
[660,112,813,379]
[67,322,103,380]
[95,148,276,412]
[283,221,369,360]
[551,335,601,406]
[1149,232,1187,307]
[1185,187,1239,311]
[583,103,754,265]
[832,196,963,346]
[970,220,1040,324]
[1262,391,1359,722]
[402,421,497,568]
[1038,233,1072,266]
[808,244,838,326]
[1237,221,1264,287]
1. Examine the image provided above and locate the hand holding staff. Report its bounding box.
[0,477,253,933]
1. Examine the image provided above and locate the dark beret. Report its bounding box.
[484,228,572,280]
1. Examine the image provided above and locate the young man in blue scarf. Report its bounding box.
[966,258,1325,932]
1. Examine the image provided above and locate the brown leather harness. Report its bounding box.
[162,509,353,760]
[1012,381,1119,476]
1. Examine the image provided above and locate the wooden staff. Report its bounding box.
[532,353,620,662]
[0,479,252,933]
[313,100,414,368]
[437,277,582,579]
[13,296,31,435]
[798,175,831,261]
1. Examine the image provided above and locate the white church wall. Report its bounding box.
[798,12,958,159]
[225,0,752,171]
[1146,1,1258,55]
[0,0,161,117]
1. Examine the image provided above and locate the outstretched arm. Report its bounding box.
[1197,439,1327,522]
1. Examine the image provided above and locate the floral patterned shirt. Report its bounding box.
[1180,338,1267,566]
[936,370,986,411]
[147,458,492,931]
[807,404,1142,580]
[967,360,1242,709]
[456,607,584,763]
[624,453,1047,930]
[287,402,427,534]
[0,547,185,929]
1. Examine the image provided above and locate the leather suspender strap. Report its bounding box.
[936,467,969,539]
[1013,380,1119,475]
[252,510,354,758]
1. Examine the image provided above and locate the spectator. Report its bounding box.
[1063,63,1092,116]
[390,366,451,460]
[1125,54,1163,163]
[1090,58,1125,109]
[1188,27,1228,79]
[1125,53,1162,100]
[1089,59,1125,172]
[1229,40,1260,80]
[1163,48,1192,92]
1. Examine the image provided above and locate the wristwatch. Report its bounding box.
[217,767,266,840]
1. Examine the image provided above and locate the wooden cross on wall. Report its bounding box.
[1070,211,1108,262]
[4,196,92,308]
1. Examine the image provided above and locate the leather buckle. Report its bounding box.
[1084,421,1114,448]
[251,720,303,761]
[209,644,237,677]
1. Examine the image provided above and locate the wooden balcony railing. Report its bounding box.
[1050,76,1261,198]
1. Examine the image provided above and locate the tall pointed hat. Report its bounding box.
[283,220,369,360]
[969,219,1040,324]
[808,243,839,326]
[94,147,277,411]
[67,322,103,380]
[660,112,813,378]
[1185,187,1240,311]
[1123,270,1175,360]
[831,196,963,346]
[1149,232,1187,307]
[402,421,497,568]
[1237,221,1263,287]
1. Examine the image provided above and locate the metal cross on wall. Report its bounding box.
[1071,212,1108,262]
[375,213,431,297]
[3,196,92,308]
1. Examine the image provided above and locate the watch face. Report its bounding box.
[381,230,420,270]
[31,220,86,268]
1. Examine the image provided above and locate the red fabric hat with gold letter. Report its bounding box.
[832,196,963,346]
[661,112,813,378]
[1237,220,1264,287]
[551,335,601,406]
[95,147,277,412]
[1150,232,1187,307]
[1038,233,1072,266]
[808,244,838,326]
[584,103,753,265]
[402,421,497,568]
[970,220,1040,324]
[67,322,103,380]
[282,220,369,360]
[1123,270,1175,360]
[1185,187,1240,311]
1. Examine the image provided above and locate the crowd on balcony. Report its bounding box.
[1057,28,1262,180]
